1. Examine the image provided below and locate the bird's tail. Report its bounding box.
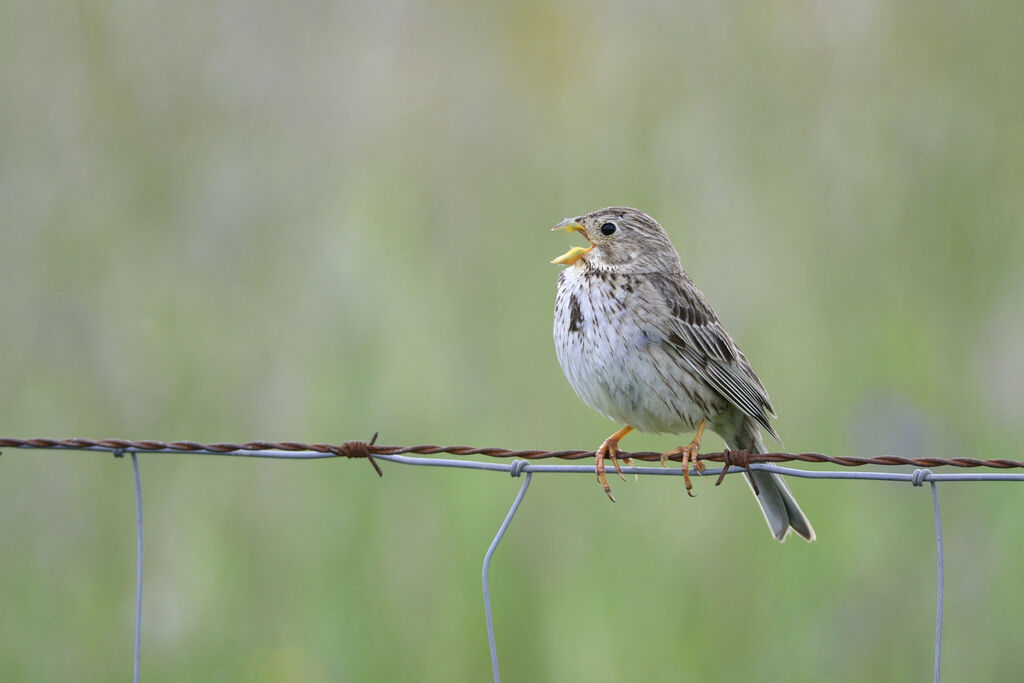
[722,425,815,542]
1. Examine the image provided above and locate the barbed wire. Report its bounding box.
[4,435,1024,469]
[8,437,1020,683]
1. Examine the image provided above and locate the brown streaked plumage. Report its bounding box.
[551,207,814,542]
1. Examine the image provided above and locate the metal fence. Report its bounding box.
[6,437,1024,683]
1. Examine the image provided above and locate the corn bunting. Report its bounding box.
[552,207,814,541]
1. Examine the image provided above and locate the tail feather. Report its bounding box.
[746,470,815,542]
[716,417,815,542]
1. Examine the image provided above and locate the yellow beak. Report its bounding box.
[551,218,593,265]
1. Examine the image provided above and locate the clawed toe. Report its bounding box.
[661,444,702,496]
[623,457,638,481]
[594,425,634,501]
[661,420,707,496]
[594,443,612,502]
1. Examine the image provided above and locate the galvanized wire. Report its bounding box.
[112,448,144,683]
[482,468,532,683]
[928,479,944,683]
[8,438,1022,682]
[130,453,143,683]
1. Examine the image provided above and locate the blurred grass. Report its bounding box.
[1,1,1023,681]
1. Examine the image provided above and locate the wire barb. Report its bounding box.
[715,444,760,494]
[334,432,383,477]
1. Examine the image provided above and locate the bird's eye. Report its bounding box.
[600,222,617,236]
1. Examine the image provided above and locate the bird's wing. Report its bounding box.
[645,272,780,441]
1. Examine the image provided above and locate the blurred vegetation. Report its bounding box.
[1,1,1023,681]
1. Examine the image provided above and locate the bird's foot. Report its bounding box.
[661,421,707,497]
[661,442,705,496]
[595,426,634,502]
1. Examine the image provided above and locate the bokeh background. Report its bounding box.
[2,2,1023,681]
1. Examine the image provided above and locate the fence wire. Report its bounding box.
[6,438,1024,682]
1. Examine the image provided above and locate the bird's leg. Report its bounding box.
[595,425,634,502]
[660,420,707,497]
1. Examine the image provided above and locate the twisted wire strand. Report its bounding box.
[2,436,1022,470]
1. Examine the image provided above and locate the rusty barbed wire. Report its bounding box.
[2,436,1023,470]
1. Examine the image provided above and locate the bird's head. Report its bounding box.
[550,207,679,273]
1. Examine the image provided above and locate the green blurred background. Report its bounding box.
[2,2,1022,681]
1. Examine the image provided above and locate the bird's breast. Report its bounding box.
[553,269,716,433]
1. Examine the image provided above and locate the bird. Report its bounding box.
[551,206,814,542]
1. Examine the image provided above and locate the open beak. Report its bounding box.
[550,218,593,265]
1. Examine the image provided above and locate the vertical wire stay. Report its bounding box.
[912,469,943,683]
[482,463,533,683]
[930,480,944,683]
[131,452,143,683]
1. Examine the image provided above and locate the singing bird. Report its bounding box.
[551,207,814,541]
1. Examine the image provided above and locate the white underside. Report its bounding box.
[554,267,725,434]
